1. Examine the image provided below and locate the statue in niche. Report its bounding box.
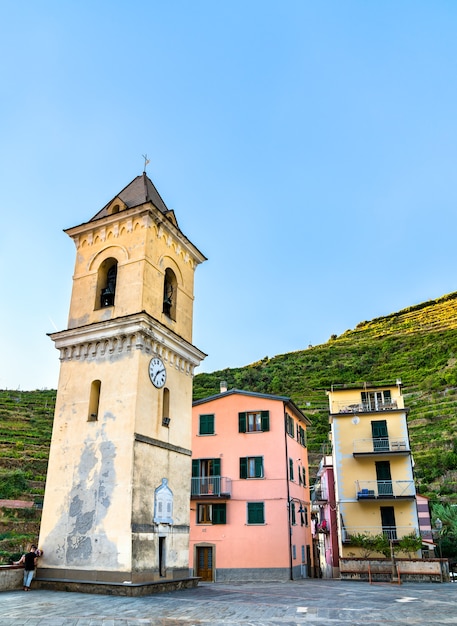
[154,478,173,525]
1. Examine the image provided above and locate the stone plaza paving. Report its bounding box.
[1,579,457,625]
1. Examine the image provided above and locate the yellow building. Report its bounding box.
[328,382,420,559]
[38,173,206,586]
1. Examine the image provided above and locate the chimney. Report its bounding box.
[220,381,227,394]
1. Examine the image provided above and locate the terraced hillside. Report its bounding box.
[2,290,457,561]
[0,390,54,561]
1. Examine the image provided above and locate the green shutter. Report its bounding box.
[213,458,221,476]
[240,457,248,479]
[261,411,269,432]
[289,458,294,481]
[239,412,247,433]
[255,457,263,478]
[248,502,264,524]
[199,414,214,435]
[192,459,199,477]
[213,503,226,524]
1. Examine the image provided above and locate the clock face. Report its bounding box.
[149,357,167,388]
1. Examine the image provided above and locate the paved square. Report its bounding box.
[1,580,457,625]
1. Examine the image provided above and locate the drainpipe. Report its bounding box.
[284,407,293,581]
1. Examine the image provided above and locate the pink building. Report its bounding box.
[311,453,340,578]
[190,388,313,582]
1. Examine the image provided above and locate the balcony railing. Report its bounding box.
[191,476,232,498]
[332,400,398,414]
[311,486,328,502]
[356,479,415,499]
[353,437,409,454]
[342,525,419,543]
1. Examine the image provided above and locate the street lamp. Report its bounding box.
[435,518,443,558]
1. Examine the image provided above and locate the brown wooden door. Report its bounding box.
[196,546,213,581]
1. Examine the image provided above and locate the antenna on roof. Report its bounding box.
[142,153,150,173]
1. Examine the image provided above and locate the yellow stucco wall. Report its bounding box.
[328,384,419,558]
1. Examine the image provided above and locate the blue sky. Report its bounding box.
[1,1,457,390]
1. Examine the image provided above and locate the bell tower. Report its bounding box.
[38,173,206,587]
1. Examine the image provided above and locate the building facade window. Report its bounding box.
[285,413,294,437]
[238,411,269,433]
[199,413,215,435]
[191,458,221,496]
[361,389,392,411]
[289,458,294,481]
[297,425,306,447]
[240,456,263,479]
[247,502,264,524]
[197,503,226,525]
[290,502,296,525]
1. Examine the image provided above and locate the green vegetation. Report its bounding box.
[2,290,457,561]
[430,502,457,560]
[0,390,54,561]
[348,532,422,558]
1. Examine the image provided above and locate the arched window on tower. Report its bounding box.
[98,258,118,308]
[163,268,177,320]
[88,380,101,421]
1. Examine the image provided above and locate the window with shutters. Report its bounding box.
[285,413,294,437]
[240,456,264,479]
[247,502,265,524]
[191,458,221,496]
[289,458,294,481]
[290,501,296,525]
[297,425,306,447]
[239,411,269,433]
[197,503,226,525]
[199,413,215,435]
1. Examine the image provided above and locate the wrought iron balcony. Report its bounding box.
[342,525,419,543]
[191,476,232,499]
[356,479,415,500]
[353,437,410,455]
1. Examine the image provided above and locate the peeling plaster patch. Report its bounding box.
[67,535,92,562]
[62,430,118,567]
[69,495,83,518]
[75,510,95,534]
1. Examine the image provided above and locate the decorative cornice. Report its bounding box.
[65,203,206,267]
[49,312,206,374]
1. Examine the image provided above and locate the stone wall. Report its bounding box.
[340,558,449,582]
[0,566,23,591]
